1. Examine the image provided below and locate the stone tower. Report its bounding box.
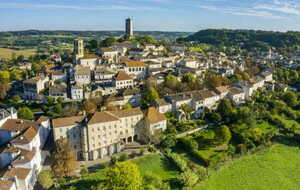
[73,39,84,59]
[125,18,133,39]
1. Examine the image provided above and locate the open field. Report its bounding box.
[0,47,36,59]
[193,144,300,190]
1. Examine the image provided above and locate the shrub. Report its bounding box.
[178,170,199,189]
[130,151,137,158]
[119,153,128,161]
[161,135,177,149]
[193,150,210,166]
[180,136,199,151]
[110,156,117,165]
[165,152,188,172]
[57,178,66,185]
[37,170,53,189]
[148,146,156,152]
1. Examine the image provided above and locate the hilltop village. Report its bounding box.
[3,18,300,190]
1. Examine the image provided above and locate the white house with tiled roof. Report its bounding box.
[83,108,144,160]
[144,107,167,136]
[124,61,146,79]
[2,167,35,190]
[113,71,134,89]
[0,180,17,190]
[78,54,100,70]
[0,115,50,190]
[153,98,172,113]
[74,65,91,85]
[51,107,166,161]
[23,76,49,101]
[98,48,119,63]
[52,115,85,158]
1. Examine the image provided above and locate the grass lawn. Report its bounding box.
[68,154,179,189]
[0,47,36,59]
[193,144,300,190]
[134,154,179,180]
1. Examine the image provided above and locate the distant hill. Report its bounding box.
[179,29,300,48]
[0,30,191,49]
[0,30,191,41]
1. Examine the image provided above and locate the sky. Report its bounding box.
[0,0,300,32]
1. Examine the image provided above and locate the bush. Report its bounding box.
[130,151,138,158]
[110,156,117,165]
[161,135,177,149]
[119,153,128,161]
[57,178,66,185]
[178,170,199,189]
[193,150,210,166]
[148,146,156,152]
[180,136,199,151]
[165,152,188,172]
[37,170,53,189]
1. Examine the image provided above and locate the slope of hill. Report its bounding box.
[179,29,300,48]
[194,143,300,190]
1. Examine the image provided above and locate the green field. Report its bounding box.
[69,154,179,189]
[0,47,36,59]
[193,144,300,190]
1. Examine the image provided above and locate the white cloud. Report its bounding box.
[198,5,285,19]
[255,0,300,16]
[0,2,162,11]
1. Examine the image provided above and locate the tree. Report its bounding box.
[141,87,159,109]
[161,135,177,149]
[282,91,298,107]
[17,107,34,120]
[0,83,10,100]
[37,170,53,189]
[100,37,116,47]
[53,104,62,114]
[46,96,56,106]
[215,125,232,145]
[104,161,142,190]
[165,74,179,89]
[178,170,199,189]
[122,103,132,110]
[180,104,193,120]
[235,107,255,125]
[133,35,156,45]
[217,99,234,123]
[0,70,10,84]
[62,103,79,117]
[86,39,98,52]
[182,73,196,83]
[11,95,21,104]
[10,70,22,81]
[206,74,228,88]
[83,100,97,114]
[51,138,78,178]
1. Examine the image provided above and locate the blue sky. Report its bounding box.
[0,0,300,32]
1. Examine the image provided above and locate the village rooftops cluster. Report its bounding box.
[0,108,51,190]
